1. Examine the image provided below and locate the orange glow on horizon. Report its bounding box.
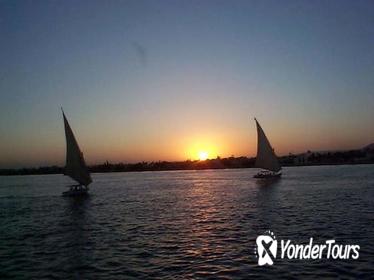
[185,139,220,161]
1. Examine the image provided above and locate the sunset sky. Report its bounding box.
[1,0,373,168]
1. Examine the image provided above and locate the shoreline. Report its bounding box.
[1,161,373,177]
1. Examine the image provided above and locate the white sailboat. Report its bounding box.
[61,108,92,196]
[253,118,282,178]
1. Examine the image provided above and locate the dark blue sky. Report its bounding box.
[1,0,373,167]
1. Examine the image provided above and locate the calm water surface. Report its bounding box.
[0,165,373,279]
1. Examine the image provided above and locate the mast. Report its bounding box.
[62,108,92,186]
[254,118,281,172]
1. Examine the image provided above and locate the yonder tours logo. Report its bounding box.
[255,231,360,266]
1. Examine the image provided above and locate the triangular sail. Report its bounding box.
[62,110,92,186]
[255,118,281,172]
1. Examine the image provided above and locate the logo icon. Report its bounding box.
[255,231,277,266]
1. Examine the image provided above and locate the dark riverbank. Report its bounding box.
[1,148,373,176]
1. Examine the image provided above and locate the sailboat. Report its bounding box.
[253,118,282,178]
[61,108,92,196]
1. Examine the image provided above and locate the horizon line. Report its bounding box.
[1,145,372,170]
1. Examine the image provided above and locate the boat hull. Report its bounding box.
[254,171,282,179]
[62,185,89,197]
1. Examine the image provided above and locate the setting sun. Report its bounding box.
[198,151,209,161]
[184,139,220,161]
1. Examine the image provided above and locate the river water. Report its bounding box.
[0,165,373,279]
